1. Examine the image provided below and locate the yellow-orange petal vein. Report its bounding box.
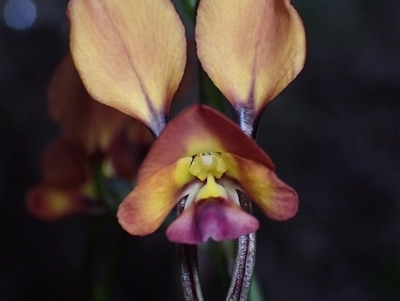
[196,0,306,122]
[68,0,186,136]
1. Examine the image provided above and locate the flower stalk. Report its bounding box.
[226,193,256,301]
[177,197,204,301]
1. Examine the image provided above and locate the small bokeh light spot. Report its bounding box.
[3,0,37,30]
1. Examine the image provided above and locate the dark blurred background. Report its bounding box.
[0,0,398,300]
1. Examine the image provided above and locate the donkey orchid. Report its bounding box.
[118,104,298,244]
[68,0,305,243]
[26,54,152,220]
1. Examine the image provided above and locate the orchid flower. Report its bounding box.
[26,54,153,220]
[118,104,298,244]
[68,0,305,243]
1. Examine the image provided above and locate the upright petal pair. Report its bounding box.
[68,0,306,243]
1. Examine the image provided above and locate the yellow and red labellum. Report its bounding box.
[166,151,260,244]
[166,150,298,244]
[166,197,259,245]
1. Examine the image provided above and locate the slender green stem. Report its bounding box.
[91,156,112,208]
[249,276,265,301]
[83,158,108,301]
[96,227,129,301]
[180,0,197,23]
[83,216,109,301]
[83,156,122,301]
[203,240,233,292]
[198,67,225,112]
[179,0,225,112]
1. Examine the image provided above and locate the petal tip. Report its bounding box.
[117,199,149,236]
[275,189,299,220]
